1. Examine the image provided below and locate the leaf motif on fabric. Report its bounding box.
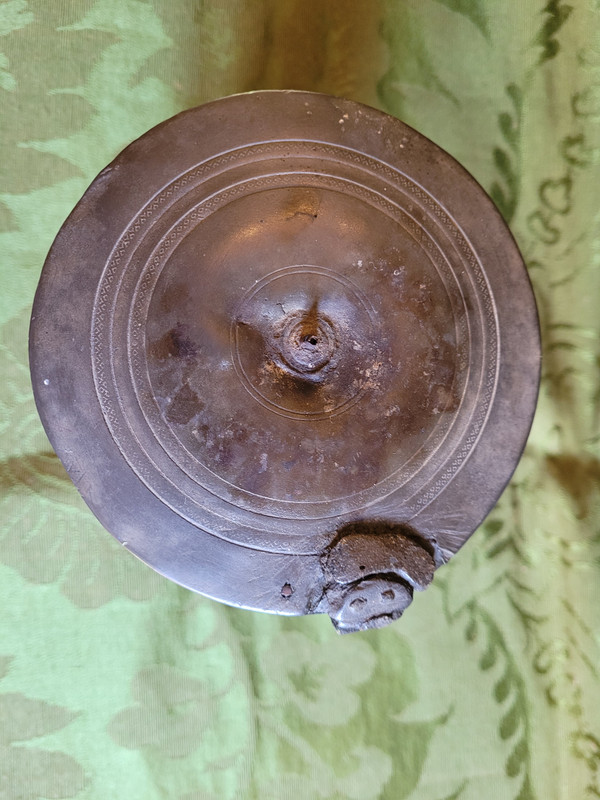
[461,603,537,799]
[571,731,600,772]
[0,657,87,799]
[527,208,561,245]
[0,447,166,606]
[0,655,13,680]
[251,728,392,800]
[535,0,574,64]
[260,630,375,726]
[0,308,48,457]
[351,631,447,799]
[475,441,600,796]
[376,3,456,115]
[560,133,595,167]
[107,655,244,761]
[0,311,165,607]
[333,745,393,800]
[572,84,600,118]
[0,52,16,91]
[0,693,79,745]
[0,0,34,92]
[540,175,573,214]
[381,715,447,800]
[0,0,33,37]
[108,665,221,757]
[255,626,443,799]
[0,0,177,308]
[22,0,177,177]
[490,84,523,223]
[2,748,87,800]
[431,0,489,38]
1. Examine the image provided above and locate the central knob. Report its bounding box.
[232,265,381,420]
[278,311,337,375]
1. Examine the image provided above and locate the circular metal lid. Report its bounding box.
[30,91,540,632]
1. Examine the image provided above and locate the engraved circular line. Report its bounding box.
[90,140,497,531]
[121,170,480,520]
[106,170,483,531]
[128,173,473,504]
[114,169,481,523]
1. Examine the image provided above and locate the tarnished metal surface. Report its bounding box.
[30,91,540,631]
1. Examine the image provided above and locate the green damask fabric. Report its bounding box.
[1,1,599,798]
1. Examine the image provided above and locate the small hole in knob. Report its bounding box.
[304,335,319,346]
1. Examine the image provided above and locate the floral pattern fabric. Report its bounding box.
[0,2,599,798]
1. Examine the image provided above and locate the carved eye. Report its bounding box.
[349,596,367,610]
